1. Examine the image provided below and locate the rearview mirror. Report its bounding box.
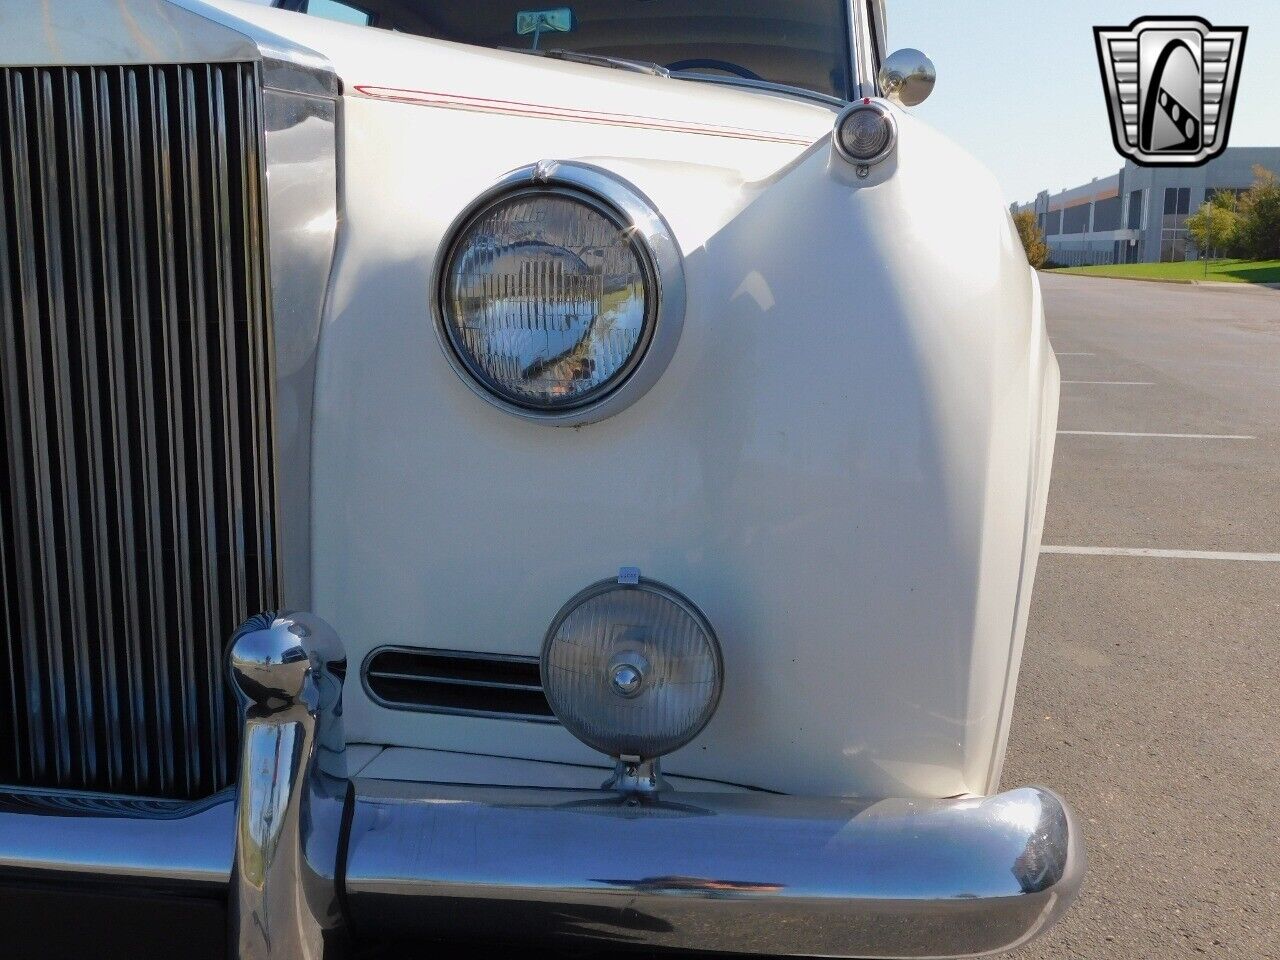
[516,8,574,49]
[878,48,936,106]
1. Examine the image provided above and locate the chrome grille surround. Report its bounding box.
[0,1,339,801]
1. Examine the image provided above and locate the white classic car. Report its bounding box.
[0,1,1080,958]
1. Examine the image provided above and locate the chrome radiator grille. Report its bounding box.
[0,63,279,800]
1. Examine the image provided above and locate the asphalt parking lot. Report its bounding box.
[1004,273,1280,960]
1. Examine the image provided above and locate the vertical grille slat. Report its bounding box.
[123,65,177,791]
[17,70,75,784]
[238,66,276,612]
[91,66,143,790]
[184,66,230,784]
[0,62,278,801]
[149,66,186,795]
[0,72,45,781]
[209,66,250,635]
[65,66,120,786]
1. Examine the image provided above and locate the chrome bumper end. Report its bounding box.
[0,613,1084,959]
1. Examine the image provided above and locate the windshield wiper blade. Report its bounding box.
[507,48,841,106]
[510,48,671,77]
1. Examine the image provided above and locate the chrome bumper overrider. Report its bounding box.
[0,614,1083,959]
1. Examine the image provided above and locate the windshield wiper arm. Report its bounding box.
[510,48,671,77]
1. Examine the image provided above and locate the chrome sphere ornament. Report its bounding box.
[878,47,937,107]
[541,572,723,762]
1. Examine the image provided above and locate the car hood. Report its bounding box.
[192,0,840,149]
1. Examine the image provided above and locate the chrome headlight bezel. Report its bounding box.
[432,161,687,426]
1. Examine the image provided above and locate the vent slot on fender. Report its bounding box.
[363,647,556,723]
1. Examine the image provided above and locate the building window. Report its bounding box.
[1162,186,1190,217]
[1063,203,1091,234]
[1127,189,1143,230]
[1046,210,1062,236]
[1093,195,1121,232]
[1160,186,1192,261]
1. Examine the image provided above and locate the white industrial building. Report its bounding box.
[1012,147,1280,266]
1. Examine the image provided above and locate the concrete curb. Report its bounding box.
[1040,270,1280,292]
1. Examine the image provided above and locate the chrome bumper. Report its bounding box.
[0,613,1083,959]
[345,781,1082,959]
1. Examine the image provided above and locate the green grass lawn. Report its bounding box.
[1047,258,1280,284]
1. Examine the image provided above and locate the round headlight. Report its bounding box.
[833,100,898,165]
[541,575,722,761]
[435,163,685,424]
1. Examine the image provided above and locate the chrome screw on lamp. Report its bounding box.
[540,569,723,793]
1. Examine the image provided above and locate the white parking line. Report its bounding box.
[1058,430,1256,439]
[1055,352,1096,357]
[1043,545,1280,562]
[1061,380,1154,385]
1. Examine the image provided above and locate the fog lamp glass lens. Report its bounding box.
[541,579,722,760]
[441,190,653,410]
[837,107,893,161]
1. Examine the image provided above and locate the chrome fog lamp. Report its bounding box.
[435,162,686,426]
[541,569,722,791]
[833,99,898,166]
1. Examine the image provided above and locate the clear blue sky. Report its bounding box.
[888,2,1280,204]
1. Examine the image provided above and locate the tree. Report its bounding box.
[1236,165,1280,260]
[1012,210,1048,268]
[1186,193,1240,267]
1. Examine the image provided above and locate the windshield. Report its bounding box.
[285,1,854,100]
